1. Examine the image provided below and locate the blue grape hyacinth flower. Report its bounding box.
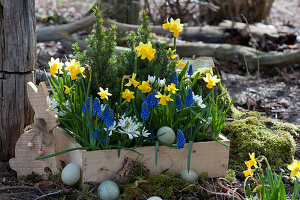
[171,71,179,88]
[105,108,114,127]
[82,97,91,114]
[101,105,110,121]
[176,129,186,149]
[93,128,100,140]
[175,94,182,109]
[185,88,194,107]
[141,100,150,120]
[93,97,101,116]
[188,64,193,76]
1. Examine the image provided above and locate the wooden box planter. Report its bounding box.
[54,128,230,184]
[9,82,230,184]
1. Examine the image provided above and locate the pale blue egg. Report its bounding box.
[98,180,120,200]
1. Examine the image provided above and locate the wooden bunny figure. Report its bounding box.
[9,82,60,176]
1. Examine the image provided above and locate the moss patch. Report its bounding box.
[120,161,209,199]
[121,172,208,199]
[223,112,297,171]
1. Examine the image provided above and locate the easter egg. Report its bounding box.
[180,169,198,183]
[61,163,81,186]
[147,196,162,200]
[157,126,175,144]
[98,180,120,200]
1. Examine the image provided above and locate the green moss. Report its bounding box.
[121,172,207,199]
[225,169,237,183]
[223,116,296,171]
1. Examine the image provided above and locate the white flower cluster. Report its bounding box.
[147,75,166,88]
[116,114,151,139]
[49,97,68,116]
[193,92,206,108]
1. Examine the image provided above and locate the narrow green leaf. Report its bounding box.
[187,141,193,172]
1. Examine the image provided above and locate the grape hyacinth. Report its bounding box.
[176,129,186,149]
[185,88,194,107]
[82,97,91,114]
[175,94,182,109]
[171,71,179,88]
[144,90,159,109]
[93,128,99,140]
[105,108,114,127]
[101,105,110,121]
[93,97,101,116]
[188,64,194,76]
[141,101,150,120]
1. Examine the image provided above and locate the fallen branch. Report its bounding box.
[174,41,300,70]
[0,185,42,193]
[196,182,244,200]
[37,15,95,42]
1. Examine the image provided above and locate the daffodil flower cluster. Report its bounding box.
[48,57,86,80]
[243,153,258,177]
[136,41,156,62]
[163,18,184,37]
[243,153,300,199]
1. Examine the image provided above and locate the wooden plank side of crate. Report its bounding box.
[53,127,83,169]
[82,138,230,184]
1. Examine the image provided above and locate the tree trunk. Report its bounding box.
[200,0,274,24]
[0,0,35,161]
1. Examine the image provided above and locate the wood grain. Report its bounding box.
[81,137,230,184]
[0,0,35,161]
[9,82,60,176]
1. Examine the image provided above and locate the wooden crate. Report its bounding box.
[54,128,230,184]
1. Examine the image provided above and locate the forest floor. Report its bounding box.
[0,0,299,199]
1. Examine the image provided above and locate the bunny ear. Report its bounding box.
[27,82,58,131]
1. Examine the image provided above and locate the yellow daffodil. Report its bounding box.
[288,160,300,178]
[64,85,71,94]
[97,87,112,100]
[138,81,152,93]
[168,48,176,59]
[125,73,140,87]
[136,41,156,62]
[65,59,85,79]
[48,57,63,76]
[203,73,220,89]
[176,58,185,68]
[147,48,156,62]
[122,89,135,102]
[243,167,255,177]
[155,92,173,105]
[163,18,183,37]
[164,83,179,94]
[245,153,258,169]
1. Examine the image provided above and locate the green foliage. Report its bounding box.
[222,115,296,170]
[73,8,173,102]
[73,7,120,101]
[244,156,300,200]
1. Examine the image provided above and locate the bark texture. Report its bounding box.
[200,0,274,24]
[0,0,35,161]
